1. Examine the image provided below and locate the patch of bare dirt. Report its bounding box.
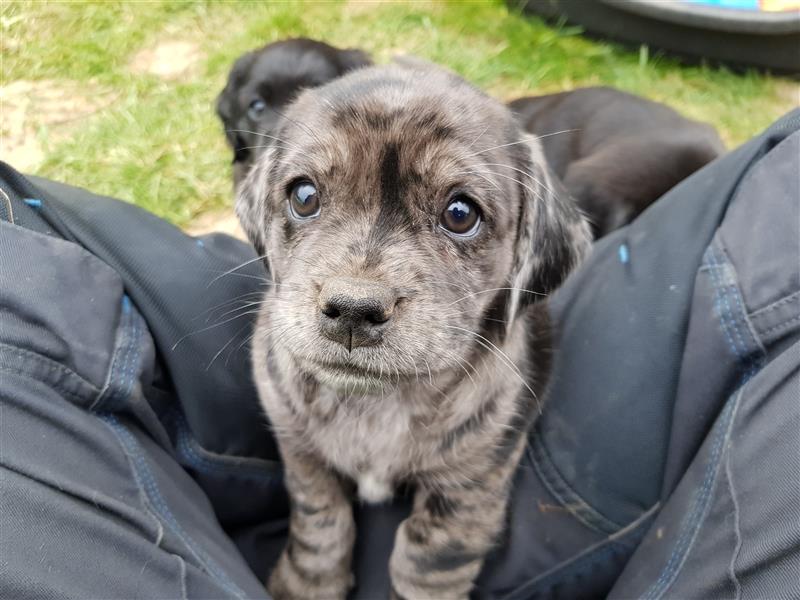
[129,40,202,81]
[0,79,115,172]
[775,80,800,107]
[185,209,247,240]
[342,0,380,16]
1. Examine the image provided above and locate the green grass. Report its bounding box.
[3,0,797,227]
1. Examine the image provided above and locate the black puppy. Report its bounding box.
[216,38,371,186]
[509,87,725,238]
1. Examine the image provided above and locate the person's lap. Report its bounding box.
[1,111,798,599]
[0,219,269,599]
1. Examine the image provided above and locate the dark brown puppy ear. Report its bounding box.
[507,135,591,322]
[215,88,232,123]
[235,148,274,259]
[216,51,257,121]
[338,48,372,72]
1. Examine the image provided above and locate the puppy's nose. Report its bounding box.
[318,278,396,351]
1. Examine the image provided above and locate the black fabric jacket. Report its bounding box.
[1,109,797,599]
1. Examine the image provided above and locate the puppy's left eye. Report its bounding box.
[248,98,266,120]
[440,195,481,237]
[289,180,320,219]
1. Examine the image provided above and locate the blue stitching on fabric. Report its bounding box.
[102,303,142,413]
[93,298,134,412]
[708,247,749,354]
[93,298,246,597]
[121,311,143,402]
[644,241,764,599]
[642,396,737,600]
[99,414,246,599]
[106,295,147,413]
[706,245,761,383]
[173,413,282,480]
[706,248,748,363]
[761,314,800,336]
[710,245,764,377]
[0,365,88,403]
[0,343,100,401]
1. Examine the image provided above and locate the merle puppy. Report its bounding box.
[216,38,371,186]
[236,61,591,599]
[509,87,725,237]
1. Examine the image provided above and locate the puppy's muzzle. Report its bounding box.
[318,277,397,352]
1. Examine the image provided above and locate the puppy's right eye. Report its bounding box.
[440,195,481,237]
[248,98,266,120]
[289,181,320,219]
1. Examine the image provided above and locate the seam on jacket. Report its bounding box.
[105,301,143,413]
[0,343,100,404]
[99,414,246,600]
[759,314,800,337]
[85,296,241,598]
[528,434,624,535]
[0,459,163,546]
[0,456,199,599]
[91,296,134,411]
[0,342,98,391]
[700,259,744,361]
[93,413,196,600]
[705,245,764,382]
[748,290,800,322]
[92,296,145,413]
[642,387,743,600]
[706,249,753,364]
[712,244,767,359]
[0,366,88,404]
[167,408,283,479]
[502,503,659,600]
[725,435,743,600]
[0,185,14,223]
[176,553,188,600]
[647,242,762,598]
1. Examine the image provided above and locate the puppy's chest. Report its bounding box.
[308,393,426,503]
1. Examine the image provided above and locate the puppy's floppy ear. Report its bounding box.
[235,148,274,259]
[337,48,372,72]
[507,134,592,321]
[217,51,257,122]
[215,88,232,123]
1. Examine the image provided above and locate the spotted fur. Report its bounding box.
[237,61,591,599]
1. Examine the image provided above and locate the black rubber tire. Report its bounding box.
[517,0,800,75]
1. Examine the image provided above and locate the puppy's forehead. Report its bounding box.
[256,44,337,78]
[286,66,512,157]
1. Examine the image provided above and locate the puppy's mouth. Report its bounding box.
[233,144,250,164]
[312,358,384,377]
[297,355,411,393]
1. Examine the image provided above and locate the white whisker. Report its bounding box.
[463,129,580,159]
[446,287,545,307]
[207,253,270,287]
[445,325,540,414]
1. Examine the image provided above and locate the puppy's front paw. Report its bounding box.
[268,549,353,600]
